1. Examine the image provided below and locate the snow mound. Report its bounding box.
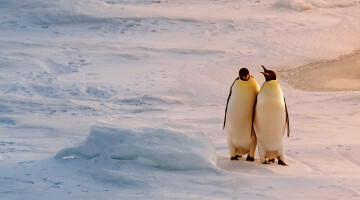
[273,0,312,11]
[313,0,359,8]
[55,125,216,170]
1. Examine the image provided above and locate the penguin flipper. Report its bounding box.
[284,98,290,137]
[223,78,239,130]
[251,95,257,138]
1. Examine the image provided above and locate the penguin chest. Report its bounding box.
[226,91,255,141]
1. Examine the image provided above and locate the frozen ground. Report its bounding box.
[0,0,360,199]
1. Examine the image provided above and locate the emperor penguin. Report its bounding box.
[254,65,290,165]
[224,68,259,161]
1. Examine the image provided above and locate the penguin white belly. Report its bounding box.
[226,92,254,152]
[254,82,286,162]
[255,101,285,151]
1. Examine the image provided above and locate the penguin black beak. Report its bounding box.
[260,66,277,81]
[261,65,268,72]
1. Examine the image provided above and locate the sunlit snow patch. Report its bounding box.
[273,0,359,11]
[55,125,217,170]
[273,0,312,11]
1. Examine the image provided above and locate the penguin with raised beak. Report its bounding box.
[254,65,290,165]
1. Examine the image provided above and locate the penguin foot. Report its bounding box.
[278,159,287,166]
[269,158,275,163]
[262,162,270,164]
[230,155,241,160]
[246,155,254,162]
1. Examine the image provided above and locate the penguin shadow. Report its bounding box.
[216,155,275,175]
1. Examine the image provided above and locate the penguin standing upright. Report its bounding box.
[254,65,290,165]
[224,68,259,161]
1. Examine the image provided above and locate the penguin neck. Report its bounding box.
[265,77,277,82]
[236,76,260,91]
[262,80,278,88]
[265,79,277,83]
[238,76,252,82]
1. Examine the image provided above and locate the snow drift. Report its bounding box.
[55,125,217,171]
[273,0,359,11]
[273,0,312,11]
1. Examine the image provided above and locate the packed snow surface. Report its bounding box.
[0,0,360,199]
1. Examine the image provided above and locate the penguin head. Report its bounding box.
[239,68,251,81]
[261,65,277,82]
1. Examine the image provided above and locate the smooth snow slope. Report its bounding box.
[0,0,360,199]
[282,50,360,91]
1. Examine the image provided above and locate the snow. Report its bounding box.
[273,0,312,11]
[283,50,360,91]
[55,125,217,171]
[0,0,360,199]
[273,0,360,11]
